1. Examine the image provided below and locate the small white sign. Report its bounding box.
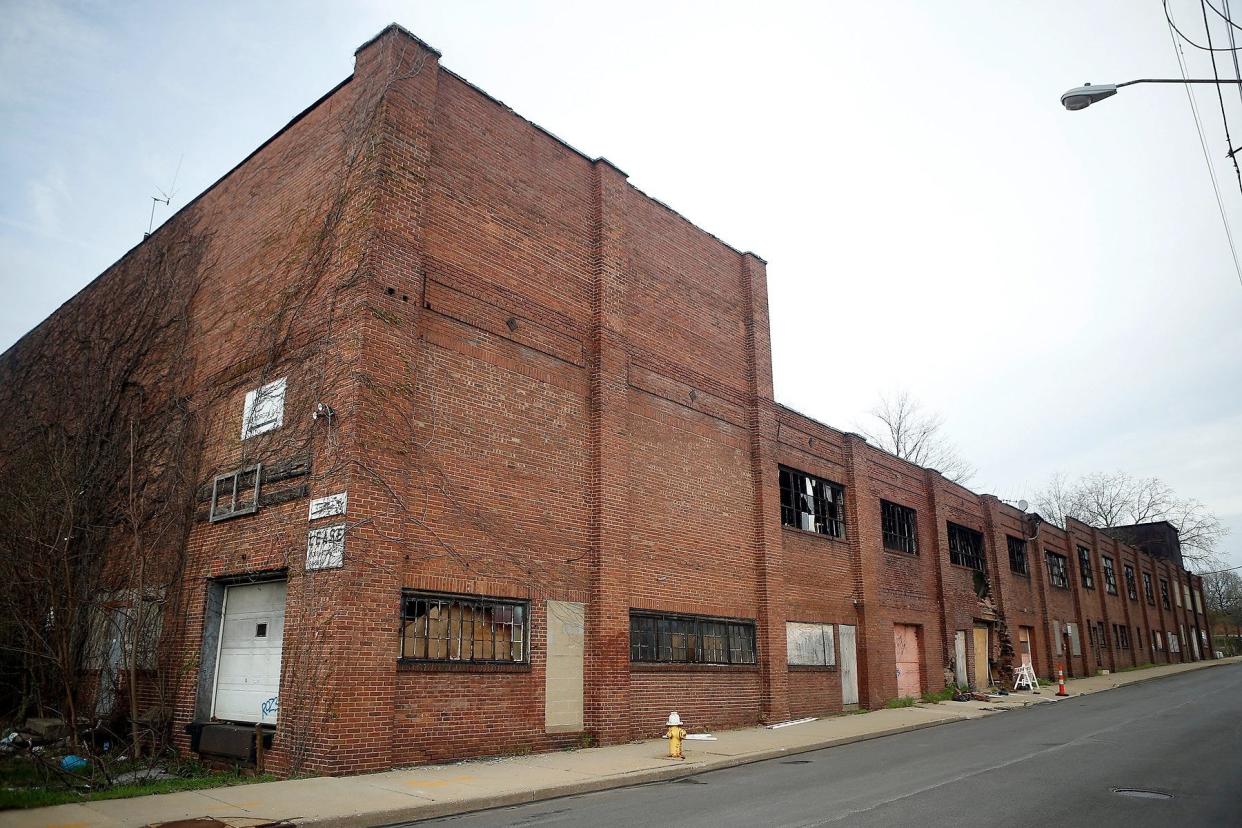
[306,523,345,571]
[309,492,347,521]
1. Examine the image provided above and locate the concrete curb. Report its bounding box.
[344,658,1241,827]
[353,717,964,828]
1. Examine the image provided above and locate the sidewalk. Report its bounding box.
[4,656,1238,828]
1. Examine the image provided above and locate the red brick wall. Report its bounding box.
[0,23,1214,778]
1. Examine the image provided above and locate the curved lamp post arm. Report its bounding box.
[1062,78,1242,110]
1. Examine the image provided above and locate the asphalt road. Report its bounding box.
[408,663,1242,827]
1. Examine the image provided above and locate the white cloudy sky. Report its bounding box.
[2,1,1239,569]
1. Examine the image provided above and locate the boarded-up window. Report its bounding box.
[786,622,836,666]
[1067,623,1081,657]
[400,593,527,663]
[1052,619,1063,655]
[241,377,286,440]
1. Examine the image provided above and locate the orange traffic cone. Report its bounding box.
[1055,665,1069,697]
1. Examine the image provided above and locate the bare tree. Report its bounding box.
[1030,471,1228,570]
[857,391,974,484]
[1201,569,1242,653]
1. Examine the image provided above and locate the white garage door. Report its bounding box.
[212,581,286,724]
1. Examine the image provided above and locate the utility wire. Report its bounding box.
[1169,18,1242,285]
[1199,0,1242,190]
[1167,0,1242,49]
[1194,562,1242,575]
[1206,0,1242,32]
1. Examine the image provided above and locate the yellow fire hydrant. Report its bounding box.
[665,711,687,760]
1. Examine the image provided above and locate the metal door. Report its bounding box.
[894,624,921,697]
[839,624,859,705]
[954,631,968,687]
[212,581,286,724]
[972,624,990,689]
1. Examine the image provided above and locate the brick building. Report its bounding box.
[0,25,1213,776]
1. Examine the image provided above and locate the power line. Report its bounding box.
[1199,0,1242,191]
[1166,0,1242,50]
[1168,18,1242,286]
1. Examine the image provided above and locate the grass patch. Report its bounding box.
[0,757,276,811]
[1112,663,1156,673]
[920,687,957,704]
[884,696,917,708]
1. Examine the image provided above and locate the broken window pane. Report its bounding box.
[947,523,985,571]
[779,465,845,538]
[881,500,918,554]
[1045,552,1069,589]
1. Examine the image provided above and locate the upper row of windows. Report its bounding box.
[778,465,1199,609]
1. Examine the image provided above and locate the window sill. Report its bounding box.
[883,548,919,559]
[788,664,838,672]
[948,563,986,574]
[781,525,847,544]
[397,660,531,673]
[631,662,759,673]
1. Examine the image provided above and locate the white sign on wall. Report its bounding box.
[306,523,345,571]
[308,492,347,521]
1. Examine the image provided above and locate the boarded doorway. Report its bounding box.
[954,631,968,688]
[894,624,921,697]
[839,624,859,705]
[972,623,990,689]
[545,600,584,733]
[1018,626,1033,668]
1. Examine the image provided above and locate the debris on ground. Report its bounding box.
[115,767,178,784]
[765,717,817,729]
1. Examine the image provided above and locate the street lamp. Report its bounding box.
[1061,78,1242,111]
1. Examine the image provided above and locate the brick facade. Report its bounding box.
[0,25,1214,776]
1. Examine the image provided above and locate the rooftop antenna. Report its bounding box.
[144,154,183,239]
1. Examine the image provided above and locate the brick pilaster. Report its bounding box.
[740,252,789,723]
[583,158,633,743]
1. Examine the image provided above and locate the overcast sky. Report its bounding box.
[2,1,1239,569]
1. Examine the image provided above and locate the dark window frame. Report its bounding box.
[947,522,986,571]
[1160,579,1171,610]
[1143,572,1155,605]
[629,611,757,665]
[1123,564,1138,601]
[779,466,846,539]
[1102,556,1118,595]
[399,591,528,664]
[1046,551,1069,589]
[880,500,918,555]
[1007,535,1029,576]
[1077,545,1094,590]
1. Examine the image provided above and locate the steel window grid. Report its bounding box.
[1102,557,1118,595]
[1124,565,1138,600]
[779,466,845,538]
[947,522,985,571]
[1077,546,1094,589]
[400,592,527,664]
[1007,536,1029,575]
[880,500,917,554]
[1046,552,1069,589]
[629,611,756,665]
